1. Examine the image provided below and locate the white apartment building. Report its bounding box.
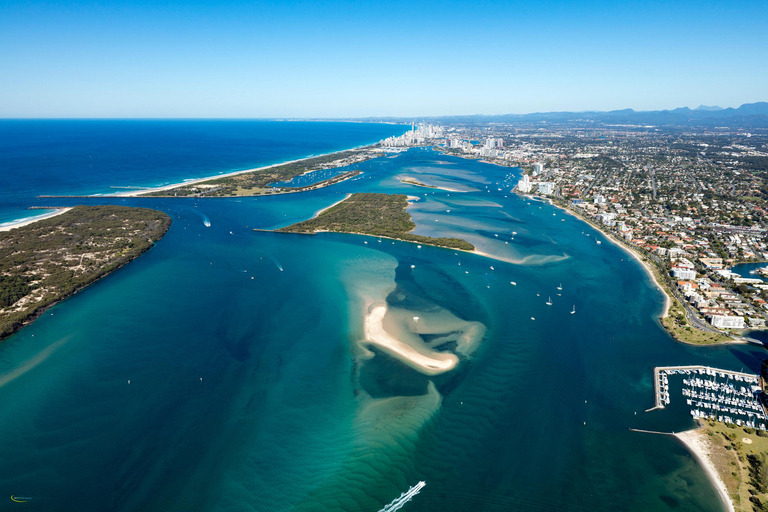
[710,315,745,329]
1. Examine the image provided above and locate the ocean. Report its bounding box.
[0,119,406,226]
[0,125,762,511]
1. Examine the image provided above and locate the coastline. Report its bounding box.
[523,193,743,346]
[0,208,73,232]
[543,197,671,318]
[313,194,351,218]
[124,145,379,198]
[675,428,736,512]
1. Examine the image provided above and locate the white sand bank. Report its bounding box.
[363,305,458,375]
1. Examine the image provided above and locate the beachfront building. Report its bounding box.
[517,174,533,193]
[537,182,555,196]
[710,315,746,329]
[672,267,697,280]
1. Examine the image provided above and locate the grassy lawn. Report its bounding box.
[700,421,768,511]
[662,300,732,344]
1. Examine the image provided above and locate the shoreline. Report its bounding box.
[0,208,73,232]
[400,176,465,193]
[540,196,671,318]
[10,144,384,232]
[362,304,458,376]
[313,194,351,218]
[523,193,745,346]
[124,145,379,197]
[674,428,736,512]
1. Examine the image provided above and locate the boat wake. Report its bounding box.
[268,254,284,271]
[378,481,426,512]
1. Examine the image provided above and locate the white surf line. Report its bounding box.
[0,208,73,232]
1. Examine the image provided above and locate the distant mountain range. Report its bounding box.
[359,102,768,128]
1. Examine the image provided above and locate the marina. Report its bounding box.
[651,365,768,429]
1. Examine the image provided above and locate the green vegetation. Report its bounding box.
[141,149,377,197]
[0,205,171,341]
[662,300,731,345]
[558,199,733,345]
[701,421,768,511]
[401,177,437,188]
[276,193,475,251]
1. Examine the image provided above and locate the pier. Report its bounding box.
[650,365,768,429]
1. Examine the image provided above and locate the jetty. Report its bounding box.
[649,365,768,429]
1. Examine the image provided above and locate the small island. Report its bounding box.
[401,177,437,189]
[275,192,475,251]
[0,205,171,341]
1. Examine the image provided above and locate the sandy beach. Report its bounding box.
[0,208,72,232]
[313,194,351,218]
[549,198,671,318]
[363,305,458,376]
[675,429,735,512]
[121,146,377,198]
[400,176,466,193]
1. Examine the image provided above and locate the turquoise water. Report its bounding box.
[1,147,763,510]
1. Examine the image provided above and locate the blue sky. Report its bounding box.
[1,0,766,117]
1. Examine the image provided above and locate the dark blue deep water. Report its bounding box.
[0,120,407,225]
[0,126,763,511]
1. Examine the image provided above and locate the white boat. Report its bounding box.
[557,283,562,290]
[596,240,601,245]
[510,281,516,286]
[571,305,576,314]
[546,297,552,306]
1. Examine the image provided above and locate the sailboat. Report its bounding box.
[557,283,562,290]
[546,297,552,306]
[571,305,576,315]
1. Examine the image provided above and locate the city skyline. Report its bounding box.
[1,0,766,118]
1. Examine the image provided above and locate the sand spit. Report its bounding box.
[363,305,459,376]
[122,147,376,197]
[400,176,466,193]
[0,208,73,232]
[675,429,735,512]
